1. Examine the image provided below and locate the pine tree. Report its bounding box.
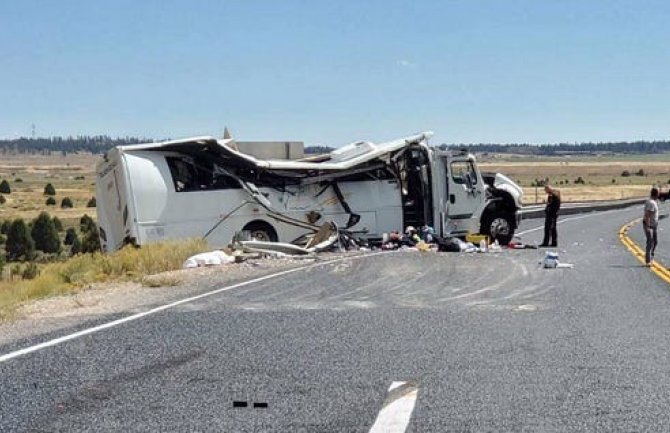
[5,219,35,261]
[52,216,64,232]
[46,197,56,206]
[43,183,56,196]
[61,197,74,208]
[0,220,10,235]
[70,236,82,255]
[81,230,101,253]
[80,214,101,253]
[0,180,10,194]
[31,212,61,254]
[64,228,78,245]
[80,214,96,233]
[87,197,97,207]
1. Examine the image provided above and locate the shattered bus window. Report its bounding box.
[166,156,241,192]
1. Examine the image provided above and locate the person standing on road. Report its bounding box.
[643,187,660,266]
[540,185,561,247]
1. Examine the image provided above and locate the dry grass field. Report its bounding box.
[0,153,100,227]
[0,239,208,320]
[479,155,670,204]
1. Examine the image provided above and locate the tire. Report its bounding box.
[482,211,515,245]
[243,221,278,242]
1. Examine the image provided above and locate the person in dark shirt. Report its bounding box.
[540,185,561,247]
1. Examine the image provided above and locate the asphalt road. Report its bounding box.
[2,205,670,432]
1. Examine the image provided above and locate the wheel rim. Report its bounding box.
[490,217,510,238]
[250,230,271,242]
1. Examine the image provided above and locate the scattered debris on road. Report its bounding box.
[182,219,550,270]
[183,250,236,268]
[542,251,574,269]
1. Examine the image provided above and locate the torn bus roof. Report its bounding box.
[113,131,434,172]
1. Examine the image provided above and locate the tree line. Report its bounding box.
[0,136,151,155]
[0,136,335,156]
[442,140,670,155]
[0,213,101,278]
[2,135,669,156]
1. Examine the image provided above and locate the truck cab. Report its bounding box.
[391,142,522,245]
[433,150,522,244]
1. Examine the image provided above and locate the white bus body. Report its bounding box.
[96,133,522,253]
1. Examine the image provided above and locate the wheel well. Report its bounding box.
[481,192,517,233]
[483,190,516,219]
[242,220,278,242]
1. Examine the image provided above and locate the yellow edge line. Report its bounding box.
[619,218,670,285]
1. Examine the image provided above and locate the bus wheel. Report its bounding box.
[243,221,278,242]
[483,211,515,245]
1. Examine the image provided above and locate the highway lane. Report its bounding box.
[2,206,670,431]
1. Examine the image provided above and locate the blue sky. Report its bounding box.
[1,0,669,146]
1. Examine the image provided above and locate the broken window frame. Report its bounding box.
[450,161,478,186]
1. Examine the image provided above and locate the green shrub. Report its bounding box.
[21,263,39,280]
[46,197,56,206]
[64,228,78,245]
[5,219,35,261]
[70,236,82,255]
[52,216,63,232]
[0,180,10,194]
[61,197,74,208]
[43,183,56,196]
[31,212,62,254]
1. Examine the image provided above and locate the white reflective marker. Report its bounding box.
[369,381,419,433]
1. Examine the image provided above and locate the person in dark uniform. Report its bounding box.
[540,185,561,247]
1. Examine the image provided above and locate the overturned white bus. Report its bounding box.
[95,132,523,253]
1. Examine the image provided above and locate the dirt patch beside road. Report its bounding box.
[0,252,365,348]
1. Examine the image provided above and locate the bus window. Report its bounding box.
[166,156,241,192]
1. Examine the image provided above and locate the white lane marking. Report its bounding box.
[517,208,632,236]
[0,253,385,364]
[369,381,419,433]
